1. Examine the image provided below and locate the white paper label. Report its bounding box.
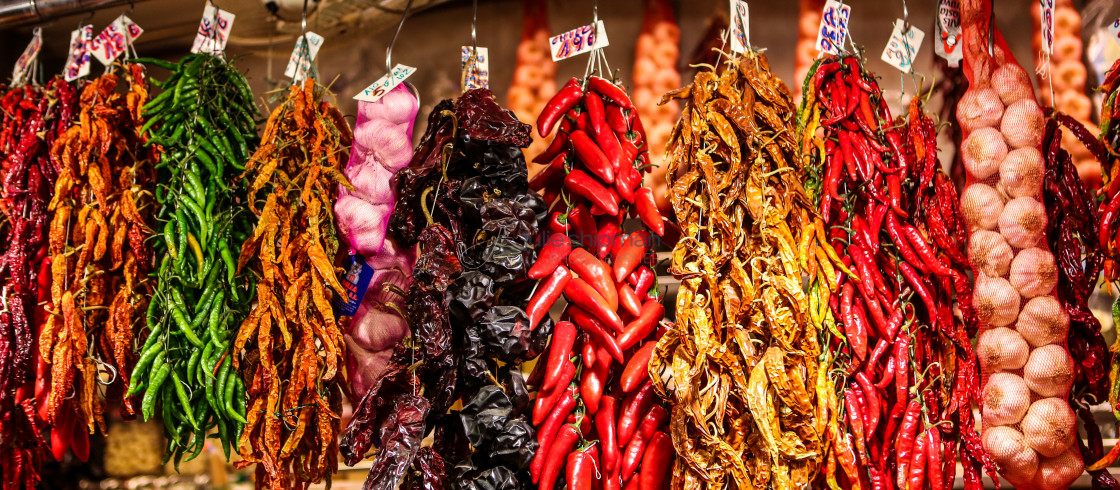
[549,20,610,62]
[12,28,43,85]
[882,20,925,73]
[461,46,490,90]
[1108,17,1120,47]
[90,15,143,65]
[729,0,750,54]
[354,64,416,102]
[190,5,235,54]
[1040,0,1055,54]
[64,25,93,82]
[284,32,324,82]
[934,0,962,66]
[815,0,851,55]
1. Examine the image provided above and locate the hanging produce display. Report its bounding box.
[509,0,557,168]
[232,78,351,489]
[341,88,549,488]
[526,66,671,489]
[632,0,680,215]
[128,53,260,464]
[1099,60,1120,284]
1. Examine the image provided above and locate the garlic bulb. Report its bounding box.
[1016,296,1070,348]
[998,196,1047,249]
[968,230,1014,278]
[961,183,1005,231]
[1008,248,1058,298]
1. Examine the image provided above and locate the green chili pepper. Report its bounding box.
[142,362,172,421]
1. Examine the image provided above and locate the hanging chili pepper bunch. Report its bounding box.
[341,88,550,489]
[232,78,350,489]
[0,77,78,489]
[1097,59,1120,281]
[127,53,260,466]
[800,54,988,489]
[39,64,157,448]
[522,68,672,488]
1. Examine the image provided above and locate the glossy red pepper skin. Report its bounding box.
[531,386,578,481]
[540,423,581,488]
[617,301,664,351]
[902,224,951,276]
[541,321,578,392]
[566,168,620,215]
[568,247,619,310]
[585,91,609,139]
[620,405,668,478]
[926,428,944,490]
[588,76,634,109]
[633,188,664,236]
[533,360,577,425]
[538,78,583,137]
[840,283,867,361]
[613,232,649,282]
[567,304,625,363]
[529,233,573,279]
[596,220,620,260]
[605,104,631,134]
[593,124,626,175]
[530,150,569,191]
[533,122,571,165]
[854,372,880,435]
[615,165,640,204]
[629,267,654,299]
[894,399,922,487]
[568,204,598,245]
[569,130,616,184]
[582,346,611,413]
[568,446,599,490]
[528,265,571,329]
[617,282,642,317]
[621,341,657,393]
[598,395,622,474]
[908,427,929,490]
[639,431,673,489]
[618,381,656,446]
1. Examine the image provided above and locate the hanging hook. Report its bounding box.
[901,0,910,34]
[471,0,478,55]
[592,0,599,28]
[386,0,415,73]
[986,5,994,57]
[301,0,309,39]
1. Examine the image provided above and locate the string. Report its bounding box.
[386,0,416,74]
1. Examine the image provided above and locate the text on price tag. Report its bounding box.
[64,25,93,82]
[815,0,851,55]
[190,4,236,54]
[934,0,962,66]
[90,15,143,65]
[728,0,750,54]
[12,28,43,85]
[1040,0,1055,54]
[1108,17,1120,47]
[284,32,325,81]
[354,64,416,103]
[550,20,610,61]
[461,46,490,91]
[882,19,925,72]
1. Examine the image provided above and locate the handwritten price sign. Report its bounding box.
[12,28,43,86]
[550,20,610,62]
[461,46,490,91]
[90,15,143,65]
[190,5,235,54]
[1040,0,1054,54]
[1108,17,1120,47]
[284,32,324,82]
[882,20,925,73]
[815,0,851,55]
[934,0,962,66]
[64,25,93,82]
[729,0,750,54]
[354,64,416,103]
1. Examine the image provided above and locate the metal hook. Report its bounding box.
[592,0,599,28]
[386,0,415,73]
[901,0,910,33]
[986,6,994,56]
[300,0,308,39]
[470,0,478,55]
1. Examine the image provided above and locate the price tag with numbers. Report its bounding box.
[1108,17,1120,47]
[12,28,43,86]
[728,0,749,54]
[90,15,143,65]
[549,20,610,62]
[64,25,93,82]
[815,0,851,55]
[934,0,962,66]
[882,19,925,73]
[354,64,416,103]
[190,4,236,54]
[461,46,490,91]
[284,32,325,82]
[1039,0,1055,54]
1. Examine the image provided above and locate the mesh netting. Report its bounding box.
[959,0,1083,488]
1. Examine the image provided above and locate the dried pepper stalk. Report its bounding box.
[233,78,350,489]
[655,49,824,487]
[40,64,157,442]
[129,53,260,465]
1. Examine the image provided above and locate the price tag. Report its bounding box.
[284,32,325,82]
[354,64,416,102]
[549,20,610,62]
[64,25,93,82]
[1108,17,1120,47]
[934,0,962,66]
[729,0,750,54]
[882,19,925,73]
[815,0,851,55]
[190,4,236,54]
[331,254,375,317]
[90,15,143,65]
[12,28,43,86]
[1039,0,1055,54]
[461,46,490,91]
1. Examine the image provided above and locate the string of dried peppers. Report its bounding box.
[128,53,260,465]
[232,78,350,489]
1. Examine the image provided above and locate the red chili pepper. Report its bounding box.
[582,346,611,413]
[549,211,571,234]
[854,372,880,435]
[620,341,657,393]
[566,168,620,215]
[605,470,622,490]
[531,386,577,482]
[812,62,842,93]
[615,163,641,204]
[908,427,929,490]
[568,204,598,245]
[837,131,861,181]
[618,381,655,447]
[567,304,625,363]
[823,77,851,125]
[585,91,609,138]
[618,282,642,317]
[841,283,867,361]
[533,360,577,425]
[538,78,583,137]
[898,261,938,319]
[845,58,873,91]
[617,301,664,351]
[633,188,664,236]
[605,103,631,134]
[894,398,922,487]
[582,340,598,368]
[624,475,640,490]
[533,124,572,165]
[568,444,601,490]
[539,423,581,487]
[568,247,619,310]
[598,395,622,474]
[528,265,571,329]
[1101,197,1120,251]
[530,150,569,191]
[613,232,648,282]
[588,76,634,109]
[629,266,653,298]
[639,431,673,489]
[569,130,616,184]
[541,321,578,392]
[588,110,625,174]
[885,212,927,275]
[902,224,951,276]
[926,428,944,490]
[875,355,896,389]
[51,407,74,461]
[844,389,870,462]
[620,405,668,478]
[529,233,573,279]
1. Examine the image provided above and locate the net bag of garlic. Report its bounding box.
[957,1,1082,487]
